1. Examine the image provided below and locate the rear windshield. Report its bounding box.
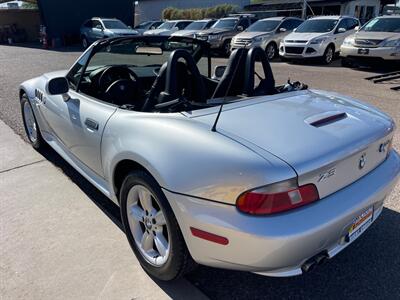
[296,19,338,33]
[361,17,400,32]
[246,20,280,32]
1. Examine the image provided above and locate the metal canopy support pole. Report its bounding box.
[302,0,307,19]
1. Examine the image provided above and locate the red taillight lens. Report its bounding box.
[237,184,319,215]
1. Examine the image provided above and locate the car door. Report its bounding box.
[90,20,105,42]
[40,52,117,177]
[333,19,350,50]
[276,19,293,44]
[63,90,117,176]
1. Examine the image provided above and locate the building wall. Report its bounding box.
[138,0,250,22]
[37,0,134,40]
[0,9,41,42]
[341,0,380,23]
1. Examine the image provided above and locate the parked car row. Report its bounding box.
[80,15,400,66]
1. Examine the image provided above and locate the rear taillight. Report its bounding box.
[236,181,319,215]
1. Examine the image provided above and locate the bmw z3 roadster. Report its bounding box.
[19,36,400,281]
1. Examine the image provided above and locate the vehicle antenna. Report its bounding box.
[211,44,248,132]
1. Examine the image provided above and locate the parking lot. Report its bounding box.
[0,44,399,299]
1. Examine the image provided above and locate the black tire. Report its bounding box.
[222,40,231,57]
[82,36,89,49]
[265,42,277,61]
[341,58,352,67]
[321,45,334,65]
[120,170,196,281]
[20,94,45,150]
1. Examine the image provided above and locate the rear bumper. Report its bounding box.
[165,150,400,276]
[341,45,400,61]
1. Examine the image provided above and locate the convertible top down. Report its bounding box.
[20,36,400,281]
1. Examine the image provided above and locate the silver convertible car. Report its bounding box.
[20,36,400,281]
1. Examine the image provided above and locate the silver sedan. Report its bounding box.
[19,36,400,281]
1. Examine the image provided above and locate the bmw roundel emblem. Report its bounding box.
[359,153,367,170]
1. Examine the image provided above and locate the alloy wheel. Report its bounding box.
[325,47,333,64]
[23,101,38,143]
[126,185,170,267]
[266,44,276,60]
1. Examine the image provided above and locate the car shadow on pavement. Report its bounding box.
[186,207,400,299]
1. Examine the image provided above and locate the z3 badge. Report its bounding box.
[318,167,336,182]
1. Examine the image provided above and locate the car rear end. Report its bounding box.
[169,90,400,276]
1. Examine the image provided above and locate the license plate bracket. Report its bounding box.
[358,48,369,55]
[347,207,374,243]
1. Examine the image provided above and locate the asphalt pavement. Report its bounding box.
[0,44,399,299]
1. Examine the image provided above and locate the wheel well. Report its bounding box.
[113,160,150,201]
[19,89,26,99]
[327,43,335,52]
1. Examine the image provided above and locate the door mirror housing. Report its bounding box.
[293,28,297,32]
[47,77,69,96]
[95,24,103,30]
[213,65,227,80]
[237,25,244,32]
[337,27,346,33]
[279,27,287,32]
[354,25,360,31]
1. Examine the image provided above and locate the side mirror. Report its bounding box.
[128,26,132,29]
[237,25,244,32]
[150,26,156,29]
[293,28,297,32]
[279,27,287,32]
[338,27,346,33]
[213,65,226,80]
[354,26,360,31]
[95,24,103,30]
[47,77,69,96]
[173,26,179,30]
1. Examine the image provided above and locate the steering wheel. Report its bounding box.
[98,66,140,94]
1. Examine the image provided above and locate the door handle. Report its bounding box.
[84,118,99,131]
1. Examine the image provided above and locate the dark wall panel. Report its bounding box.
[38,0,134,39]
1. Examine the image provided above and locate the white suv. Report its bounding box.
[341,16,400,66]
[279,16,360,64]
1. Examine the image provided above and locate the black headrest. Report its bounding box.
[243,47,275,96]
[212,48,247,99]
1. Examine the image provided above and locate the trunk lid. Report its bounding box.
[191,90,394,198]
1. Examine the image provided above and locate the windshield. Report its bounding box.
[185,21,208,30]
[158,22,175,30]
[296,19,338,33]
[102,20,128,30]
[246,20,280,32]
[361,18,400,32]
[212,19,238,29]
[135,21,151,29]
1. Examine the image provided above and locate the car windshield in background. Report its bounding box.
[361,18,400,32]
[296,19,338,33]
[158,22,175,30]
[185,21,208,30]
[87,39,201,71]
[246,20,280,32]
[212,19,238,29]
[103,20,128,30]
[135,21,152,29]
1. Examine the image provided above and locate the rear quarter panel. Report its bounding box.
[101,110,297,204]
